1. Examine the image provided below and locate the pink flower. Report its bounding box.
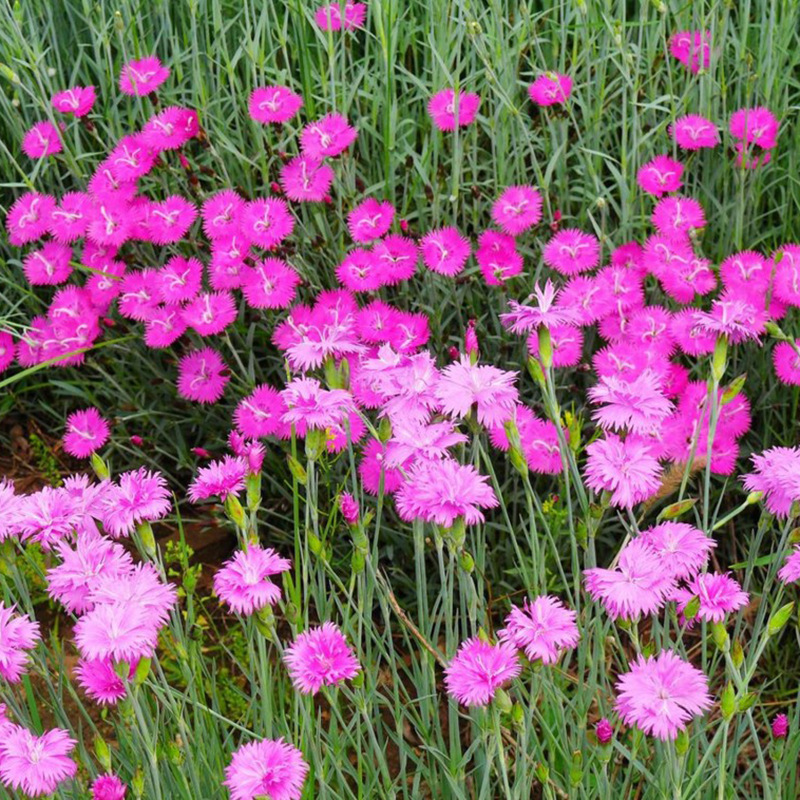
[673,573,749,624]
[694,294,765,344]
[720,250,770,293]
[596,718,614,744]
[52,85,96,117]
[0,604,40,683]
[188,455,249,502]
[348,198,394,242]
[339,493,359,525]
[778,547,800,584]
[22,241,73,285]
[637,155,684,196]
[48,192,91,242]
[489,407,563,474]
[0,725,76,797]
[636,522,714,581]
[183,291,238,336]
[395,458,498,528]
[13,486,84,550]
[420,227,471,276]
[142,106,199,151]
[147,195,198,244]
[427,89,481,131]
[234,385,287,438]
[22,121,62,159]
[498,596,579,664]
[491,185,543,235]
[62,408,110,459]
[358,438,408,495]
[89,563,176,623]
[651,196,705,237]
[372,234,418,283]
[249,85,303,124]
[543,228,600,275]
[176,348,229,404]
[300,113,358,159]
[444,638,521,706]
[315,1,367,31]
[108,135,157,181]
[119,56,170,95]
[157,255,202,303]
[527,324,584,367]
[528,73,572,106]
[584,434,662,509]
[240,198,294,248]
[336,248,384,292]
[280,378,355,433]
[98,467,171,538]
[385,419,466,466]
[742,446,800,518]
[615,651,712,740]
[729,107,779,148]
[773,244,800,307]
[284,621,361,694]
[86,199,137,247]
[773,341,800,385]
[75,658,132,706]
[6,192,55,246]
[588,369,672,434]
[280,155,334,202]
[435,355,518,427]
[670,115,719,150]
[74,602,160,662]
[91,773,127,799]
[0,333,15,374]
[242,259,300,309]
[224,738,309,800]
[669,30,711,73]
[772,714,789,739]
[501,280,580,333]
[214,546,290,614]
[201,189,245,240]
[584,539,675,620]
[476,230,523,285]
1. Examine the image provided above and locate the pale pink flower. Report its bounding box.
[63,408,110,458]
[670,115,719,150]
[22,121,62,159]
[636,522,714,581]
[98,467,171,538]
[501,280,580,333]
[588,369,672,434]
[214,546,290,614]
[427,89,481,131]
[284,622,361,694]
[0,725,76,797]
[249,85,303,124]
[74,602,161,662]
[584,434,662,509]
[673,573,749,624]
[385,419,467,466]
[693,294,765,343]
[0,604,40,683]
[498,596,579,664]
[281,377,356,433]
[52,85,96,116]
[224,738,308,800]
[637,155,684,196]
[119,55,170,95]
[491,185,543,235]
[742,446,800,518]
[528,73,572,106]
[420,227,471,276]
[444,638,521,706]
[188,456,249,502]
[543,228,600,275]
[177,347,230,404]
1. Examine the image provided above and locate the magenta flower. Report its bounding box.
[214,546,290,615]
[395,458,498,528]
[730,107,779,149]
[528,72,572,106]
[22,241,73,286]
[489,406,563,474]
[142,106,199,151]
[435,355,519,427]
[588,369,672,434]
[339,493,359,525]
[280,377,355,433]
[498,596,579,664]
[420,227,471,276]
[501,280,580,333]
[144,307,187,349]
[0,725,76,797]
[249,85,303,124]
[720,250,769,293]
[157,255,202,303]
[742,446,800,518]
[280,155,334,202]
[669,30,711,73]
[0,604,40,683]
[772,714,789,739]
[52,85,96,116]
[427,89,481,131]
[22,121,62,159]
[673,572,749,624]
[0,333,14,374]
[336,248,385,292]
[240,197,294,248]
[108,135,157,181]
[188,455,249,503]
[301,113,358,159]
[652,196,705,237]
[74,601,160,662]
[595,718,614,744]
[224,737,309,800]
[91,773,127,799]
[75,658,133,706]
[584,434,662,508]
[177,348,230,404]
[315,1,367,31]
[444,638,521,706]
[358,438,408,495]
[774,341,800,386]
[241,258,300,309]
[234,385,287,438]
[584,539,676,620]
[372,234,419,283]
[773,244,800,307]
[778,546,800,585]
[693,294,765,343]
[543,228,600,275]
[527,324,584,367]
[476,230,523,285]
[98,467,171,538]
[637,155,684,196]
[48,191,91,242]
[6,192,56,246]
[491,185,543,235]
[347,198,394,242]
[145,195,197,243]
[636,522,714,581]
[284,621,361,694]
[670,115,719,150]
[201,189,245,240]
[119,55,170,96]
[183,291,238,336]
[62,408,110,459]
[615,651,712,740]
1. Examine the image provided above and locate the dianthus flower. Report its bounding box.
[141,106,199,151]
[588,369,672,434]
[98,467,171,538]
[188,455,249,502]
[108,134,157,181]
[234,385,287,438]
[119,55,169,95]
[224,738,309,800]
[300,113,357,159]
[336,248,385,292]
[637,155,684,196]
[347,198,394,242]
[339,493,359,525]
[74,658,133,706]
[241,259,300,309]
[636,522,714,581]
[372,234,418,283]
[528,72,572,106]
[91,774,127,799]
[772,714,789,739]
[280,377,356,433]
[651,196,705,237]
[177,347,230,404]
[673,572,749,624]
[693,294,765,343]
[476,230,523,285]
[729,107,779,149]
[615,651,712,740]
[420,227,471,276]
[427,89,481,131]
[183,291,238,336]
[6,192,56,246]
[668,30,711,73]
[584,434,662,508]
[498,596,579,664]
[22,241,73,286]
[0,332,14,374]
[501,280,580,333]
[74,601,161,662]
[543,228,600,275]
[315,1,367,31]
[49,192,91,242]
[214,546,291,614]
[444,638,521,706]
[670,115,719,150]
[280,155,334,202]
[145,195,197,243]
[14,485,85,550]
[62,408,110,458]
[395,458,498,528]
[742,446,800,518]
[489,406,564,474]
[52,85,96,116]
[0,725,76,797]
[284,622,361,694]
[491,185,543,235]
[778,547,800,584]
[435,355,518,427]
[0,604,40,683]
[22,121,62,159]
[201,189,245,240]
[249,85,303,124]
[584,539,675,620]
[385,419,467,466]
[358,438,409,495]
[240,197,294,248]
